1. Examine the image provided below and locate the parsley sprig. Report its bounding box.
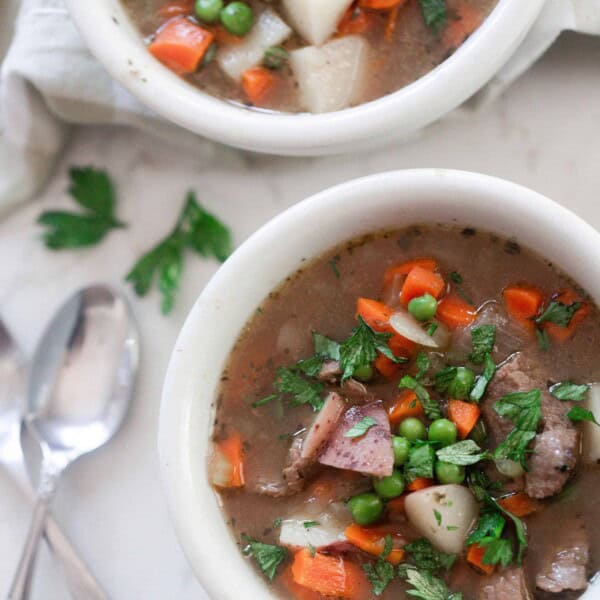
[126,192,232,313]
[38,167,126,249]
[550,381,590,402]
[242,536,288,581]
[362,535,395,596]
[418,0,447,29]
[436,440,490,466]
[400,375,442,420]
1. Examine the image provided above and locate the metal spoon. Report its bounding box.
[8,285,139,599]
[0,319,109,599]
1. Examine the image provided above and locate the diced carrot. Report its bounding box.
[359,0,407,9]
[389,331,416,358]
[407,478,434,492]
[357,298,392,331]
[442,4,483,49]
[436,294,476,329]
[209,433,245,488]
[383,258,438,288]
[291,549,368,599]
[386,494,407,516]
[374,353,401,379]
[503,284,544,331]
[447,399,480,440]
[242,66,278,106]
[149,17,214,75]
[400,266,445,307]
[338,6,378,35]
[281,566,321,600]
[389,390,423,425]
[158,0,194,19]
[543,289,589,343]
[466,543,495,576]
[497,492,541,518]
[344,524,406,565]
[385,4,400,41]
[213,25,243,45]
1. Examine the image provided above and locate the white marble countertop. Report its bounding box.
[0,26,599,600]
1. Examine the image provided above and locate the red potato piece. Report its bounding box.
[318,402,393,478]
[302,392,345,460]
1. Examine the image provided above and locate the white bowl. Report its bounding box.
[66,0,546,156]
[159,169,600,599]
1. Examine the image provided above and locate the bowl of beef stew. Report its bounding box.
[66,0,545,155]
[159,169,600,599]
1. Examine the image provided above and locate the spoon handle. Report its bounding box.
[8,496,49,600]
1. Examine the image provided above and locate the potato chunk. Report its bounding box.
[289,36,370,113]
[282,0,353,46]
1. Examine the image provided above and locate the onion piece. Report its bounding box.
[389,310,450,349]
[582,382,600,463]
[495,458,524,479]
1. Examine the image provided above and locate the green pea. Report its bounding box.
[353,364,374,382]
[220,1,254,36]
[348,493,384,526]
[398,417,426,442]
[435,461,465,484]
[408,293,438,322]
[392,436,411,466]
[469,419,487,446]
[373,470,405,500]
[195,0,224,23]
[428,419,457,447]
[448,367,475,400]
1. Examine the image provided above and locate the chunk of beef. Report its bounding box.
[301,392,345,460]
[483,353,580,498]
[340,377,375,403]
[536,516,589,594]
[478,567,531,600]
[318,402,393,477]
[317,360,341,382]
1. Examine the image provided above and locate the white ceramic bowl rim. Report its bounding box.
[66,0,546,154]
[159,169,600,599]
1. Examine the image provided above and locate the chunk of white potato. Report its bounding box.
[290,36,370,113]
[279,512,346,549]
[582,383,600,463]
[218,9,292,81]
[282,0,353,46]
[404,485,479,554]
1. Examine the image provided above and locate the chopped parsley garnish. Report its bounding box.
[344,416,378,438]
[568,406,600,426]
[427,323,439,336]
[403,538,455,572]
[340,317,406,381]
[312,332,340,361]
[550,382,590,402]
[362,535,395,596]
[258,366,324,411]
[242,536,288,581]
[434,509,442,526]
[467,469,502,502]
[469,325,496,365]
[126,191,232,313]
[303,520,320,529]
[536,328,551,352]
[38,167,126,249]
[488,495,528,564]
[436,440,490,466]
[398,566,462,600]
[536,301,582,328]
[328,257,341,278]
[263,45,289,70]
[449,272,463,284]
[415,352,430,381]
[470,354,496,403]
[308,543,316,558]
[252,394,279,408]
[446,526,458,531]
[405,443,436,482]
[434,367,457,393]
[466,510,513,566]
[273,518,282,528]
[400,375,442,420]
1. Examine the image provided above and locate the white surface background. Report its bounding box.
[0,6,600,598]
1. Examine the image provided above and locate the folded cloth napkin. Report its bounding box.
[1,0,599,217]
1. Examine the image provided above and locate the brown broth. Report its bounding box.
[121,0,498,112]
[213,225,600,599]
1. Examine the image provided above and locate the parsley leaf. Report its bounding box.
[449,272,463,284]
[469,325,496,365]
[470,354,496,403]
[38,167,125,249]
[536,301,581,328]
[467,469,502,502]
[400,375,442,420]
[242,536,288,581]
[345,416,378,438]
[274,367,324,411]
[312,332,340,361]
[303,521,320,529]
[493,390,542,431]
[466,510,506,546]
[567,406,600,426]
[488,496,528,563]
[436,440,490,466]
[536,328,551,352]
[550,382,590,402]
[405,443,435,482]
[481,538,514,568]
[263,45,289,70]
[126,192,232,313]
[415,352,430,381]
[434,510,442,526]
[403,538,455,572]
[339,317,405,381]
[494,429,537,468]
[418,0,447,29]
[363,535,395,596]
[399,567,461,600]
[434,367,456,393]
